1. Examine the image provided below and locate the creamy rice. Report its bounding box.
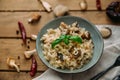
[41,22,94,70]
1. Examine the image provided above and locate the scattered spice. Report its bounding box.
[39,0,52,12]
[18,21,27,45]
[53,5,69,17]
[27,39,30,44]
[79,0,87,11]
[17,56,20,60]
[7,57,20,72]
[16,30,19,35]
[28,13,41,24]
[27,45,30,49]
[96,0,102,10]
[30,56,37,77]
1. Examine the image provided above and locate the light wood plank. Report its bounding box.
[0,39,47,71]
[0,72,43,80]
[0,11,119,37]
[0,0,43,11]
[0,0,115,11]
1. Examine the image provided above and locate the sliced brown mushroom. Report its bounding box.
[81,31,91,40]
[73,50,81,59]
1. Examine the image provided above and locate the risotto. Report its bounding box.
[41,22,94,70]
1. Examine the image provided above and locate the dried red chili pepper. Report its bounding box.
[96,0,102,10]
[18,21,27,45]
[30,56,37,77]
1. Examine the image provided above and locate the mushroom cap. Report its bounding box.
[7,57,16,67]
[100,27,112,38]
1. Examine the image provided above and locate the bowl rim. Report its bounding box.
[36,16,104,73]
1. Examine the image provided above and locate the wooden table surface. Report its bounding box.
[0,0,119,80]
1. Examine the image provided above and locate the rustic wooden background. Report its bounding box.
[0,0,119,80]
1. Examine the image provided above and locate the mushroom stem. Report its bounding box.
[24,49,36,59]
[31,34,37,40]
[13,63,20,72]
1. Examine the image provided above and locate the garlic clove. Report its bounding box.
[53,5,69,17]
[31,34,37,40]
[40,0,52,12]
[99,27,112,38]
[79,0,87,11]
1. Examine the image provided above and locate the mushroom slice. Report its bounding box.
[99,27,112,38]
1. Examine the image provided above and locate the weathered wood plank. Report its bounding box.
[0,39,47,71]
[0,0,115,11]
[0,72,43,80]
[0,11,119,37]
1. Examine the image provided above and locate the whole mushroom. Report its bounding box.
[24,49,36,59]
[7,57,20,72]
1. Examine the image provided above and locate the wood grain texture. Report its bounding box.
[0,39,47,71]
[0,72,43,80]
[0,11,119,37]
[0,0,115,11]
